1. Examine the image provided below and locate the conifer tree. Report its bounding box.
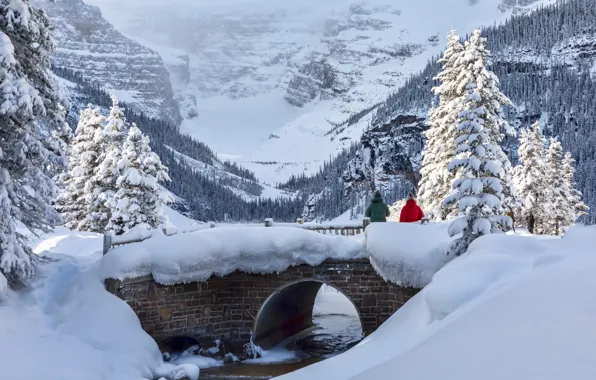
[107,125,170,234]
[57,106,105,230]
[443,82,511,257]
[84,96,127,232]
[455,30,517,207]
[546,138,571,235]
[443,30,514,256]
[0,0,68,292]
[418,30,464,220]
[516,121,549,234]
[562,151,588,224]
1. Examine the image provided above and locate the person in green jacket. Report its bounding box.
[365,191,390,222]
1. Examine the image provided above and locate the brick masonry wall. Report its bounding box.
[110,260,420,355]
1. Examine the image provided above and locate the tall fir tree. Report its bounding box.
[546,138,572,235]
[443,81,511,257]
[455,30,517,209]
[84,96,127,232]
[562,151,589,224]
[57,105,105,231]
[107,125,170,235]
[0,0,68,292]
[515,121,549,234]
[418,30,464,221]
[443,30,514,256]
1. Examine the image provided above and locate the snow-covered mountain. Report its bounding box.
[32,0,181,124]
[87,0,552,184]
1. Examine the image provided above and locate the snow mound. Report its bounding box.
[275,226,596,380]
[365,222,454,288]
[1,217,209,380]
[424,234,552,321]
[101,226,366,284]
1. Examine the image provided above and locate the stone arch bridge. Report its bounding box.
[108,259,419,356]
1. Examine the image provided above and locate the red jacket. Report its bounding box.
[400,199,424,223]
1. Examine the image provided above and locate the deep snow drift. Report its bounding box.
[101,226,366,284]
[0,222,205,379]
[275,226,596,380]
[100,222,454,287]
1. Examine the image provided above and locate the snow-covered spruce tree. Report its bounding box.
[106,125,170,235]
[454,30,518,212]
[84,96,127,233]
[57,105,105,230]
[418,30,464,221]
[516,121,549,234]
[546,138,572,235]
[443,82,511,257]
[562,151,588,224]
[48,112,73,192]
[0,0,69,292]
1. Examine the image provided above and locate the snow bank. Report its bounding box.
[101,226,366,284]
[101,221,456,288]
[275,226,596,380]
[313,284,359,317]
[1,225,204,380]
[365,222,454,288]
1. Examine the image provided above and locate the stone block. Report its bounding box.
[159,306,173,321]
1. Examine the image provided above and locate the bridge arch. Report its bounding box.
[108,260,420,358]
[252,279,362,349]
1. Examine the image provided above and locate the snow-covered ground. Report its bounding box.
[275,226,596,380]
[313,284,359,317]
[0,221,205,380]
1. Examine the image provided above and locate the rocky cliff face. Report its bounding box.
[343,115,424,199]
[34,0,180,124]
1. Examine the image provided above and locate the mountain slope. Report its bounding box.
[53,68,302,222]
[87,0,554,184]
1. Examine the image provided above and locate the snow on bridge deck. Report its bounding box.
[100,222,454,288]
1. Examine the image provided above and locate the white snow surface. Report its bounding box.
[275,226,596,380]
[100,226,367,285]
[101,222,459,288]
[313,284,359,317]
[366,222,454,287]
[0,209,208,380]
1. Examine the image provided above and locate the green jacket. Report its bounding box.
[365,195,390,222]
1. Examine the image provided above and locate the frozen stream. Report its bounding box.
[201,286,363,379]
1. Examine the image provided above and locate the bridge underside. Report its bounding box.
[254,280,336,349]
[108,260,420,358]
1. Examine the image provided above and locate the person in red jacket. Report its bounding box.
[400,193,425,223]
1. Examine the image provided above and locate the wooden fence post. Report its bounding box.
[103,233,112,256]
[363,218,371,230]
